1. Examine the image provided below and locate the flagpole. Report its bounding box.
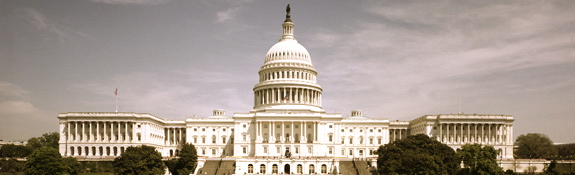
[115,88,118,113]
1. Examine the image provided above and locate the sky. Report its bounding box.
[1,0,574,143]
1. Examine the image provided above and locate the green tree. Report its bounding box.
[0,144,33,158]
[113,145,166,175]
[515,133,556,159]
[27,132,60,150]
[25,147,75,175]
[376,134,460,175]
[457,143,504,175]
[166,143,198,175]
[176,143,198,175]
[0,158,25,173]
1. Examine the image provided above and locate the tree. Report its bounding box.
[0,144,33,158]
[176,143,198,175]
[113,145,166,175]
[376,134,460,175]
[166,143,198,175]
[515,133,557,159]
[27,132,60,150]
[25,147,75,175]
[457,143,504,175]
[0,158,25,173]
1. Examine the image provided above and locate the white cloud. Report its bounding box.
[0,101,39,115]
[216,7,242,23]
[0,80,29,98]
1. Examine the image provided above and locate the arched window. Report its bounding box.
[70,147,74,156]
[248,164,253,173]
[321,164,327,173]
[309,164,315,174]
[297,164,302,174]
[92,147,96,156]
[260,164,266,174]
[272,164,278,174]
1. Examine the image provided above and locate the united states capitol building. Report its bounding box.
[58,5,515,174]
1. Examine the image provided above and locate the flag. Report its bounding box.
[283,95,289,100]
[114,88,118,96]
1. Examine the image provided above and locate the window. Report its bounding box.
[321,164,327,173]
[341,137,345,144]
[378,138,382,144]
[308,147,312,154]
[349,137,353,144]
[341,129,344,132]
[260,164,266,174]
[212,128,215,131]
[286,124,290,128]
[277,147,280,153]
[329,125,333,128]
[309,164,315,174]
[193,128,197,131]
[370,129,373,132]
[360,129,363,132]
[263,147,267,153]
[378,129,381,132]
[202,128,205,132]
[202,148,205,155]
[243,135,246,141]
[277,125,280,128]
[295,147,299,154]
[342,149,345,155]
[349,129,353,132]
[369,138,373,144]
[272,164,278,174]
[223,128,226,131]
[248,164,253,173]
[202,137,205,143]
[212,135,216,144]
[297,164,302,174]
[212,149,216,155]
[329,148,333,154]
[193,137,197,143]
[243,147,247,154]
[329,135,333,142]
[222,137,226,144]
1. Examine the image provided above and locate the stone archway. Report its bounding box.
[284,164,290,174]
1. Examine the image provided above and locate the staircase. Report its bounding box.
[339,160,359,175]
[195,158,236,175]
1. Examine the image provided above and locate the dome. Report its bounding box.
[264,40,312,65]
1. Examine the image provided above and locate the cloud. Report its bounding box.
[307,1,575,119]
[0,101,39,115]
[0,81,29,98]
[19,8,95,43]
[216,7,242,23]
[88,0,170,5]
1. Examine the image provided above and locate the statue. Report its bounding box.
[285,4,292,22]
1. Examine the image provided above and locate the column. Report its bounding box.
[291,122,294,143]
[167,128,171,145]
[67,122,71,141]
[125,122,128,142]
[313,122,316,142]
[111,122,115,141]
[303,121,307,142]
[481,124,485,143]
[282,121,285,142]
[271,121,275,142]
[439,124,443,142]
[89,122,93,141]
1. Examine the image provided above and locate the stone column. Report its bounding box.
[111,122,115,141]
[67,122,71,141]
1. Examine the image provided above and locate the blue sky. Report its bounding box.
[1,0,574,143]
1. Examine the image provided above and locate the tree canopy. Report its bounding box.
[376,134,460,175]
[27,132,60,150]
[515,133,556,159]
[457,143,504,175]
[113,145,166,175]
[166,143,198,175]
[25,147,77,175]
[0,144,32,158]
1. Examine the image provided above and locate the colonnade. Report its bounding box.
[254,87,321,106]
[164,127,185,145]
[259,69,315,82]
[389,129,407,142]
[65,121,135,142]
[67,145,128,157]
[254,121,318,143]
[438,123,512,145]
